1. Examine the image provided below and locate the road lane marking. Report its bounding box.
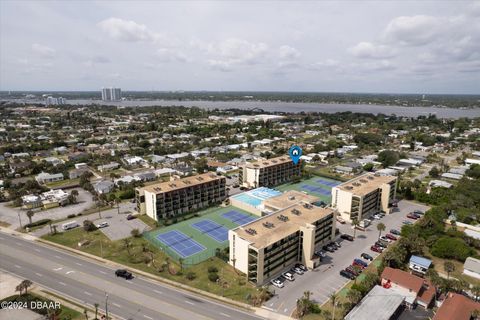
[16,243,23,246]
[54,255,61,259]
[66,271,75,275]
[184,300,195,305]
[153,289,163,294]
[143,315,153,320]
[59,282,66,286]
[99,270,107,274]
[53,267,63,271]
[75,262,83,266]
[34,248,41,252]
[35,273,43,277]
[14,264,21,269]
[84,291,92,296]
[112,303,121,308]
[220,312,231,318]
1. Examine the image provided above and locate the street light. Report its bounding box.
[17,211,22,228]
[105,292,109,319]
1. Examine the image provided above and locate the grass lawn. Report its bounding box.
[46,178,80,188]
[42,227,258,304]
[0,293,83,320]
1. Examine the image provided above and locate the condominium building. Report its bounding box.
[229,202,336,285]
[331,173,397,223]
[101,87,122,101]
[239,156,301,188]
[135,172,226,220]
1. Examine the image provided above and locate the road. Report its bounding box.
[265,200,430,316]
[0,232,263,320]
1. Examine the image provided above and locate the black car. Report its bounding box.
[375,241,387,248]
[340,269,356,280]
[115,269,133,279]
[361,253,373,261]
[390,229,400,235]
[295,263,308,272]
[340,234,354,241]
[323,245,335,253]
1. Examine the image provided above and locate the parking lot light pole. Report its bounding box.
[105,292,109,319]
[17,212,22,228]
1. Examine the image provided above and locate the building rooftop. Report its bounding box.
[464,257,480,274]
[334,173,396,196]
[433,292,480,320]
[344,285,404,320]
[381,267,424,294]
[410,255,432,268]
[243,155,292,169]
[140,172,224,194]
[233,203,334,249]
[263,190,319,211]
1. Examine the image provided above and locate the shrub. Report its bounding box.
[431,236,475,262]
[207,266,218,273]
[24,219,51,229]
[186,272,196,280]
[76,213,83,216]
[67,214,76,219]
[83,220,97,232]
[208,273,219,282]
[131,228,141,238]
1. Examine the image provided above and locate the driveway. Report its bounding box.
[0,188,93,229]
[264,200,430,316]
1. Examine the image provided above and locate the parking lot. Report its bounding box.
[94,211,151,241]
[264,200,430,316]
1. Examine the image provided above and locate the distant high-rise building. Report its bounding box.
[45,96,66,106]
[101,87,122,101]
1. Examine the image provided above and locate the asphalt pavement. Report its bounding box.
[0,232,264,320]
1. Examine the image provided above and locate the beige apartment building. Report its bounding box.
[331,173,397,223]
[239,156,302,188]
[135,172,226,221]
[229,199,336,285]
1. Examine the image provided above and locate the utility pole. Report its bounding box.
[17,212,22,228]
[105,292,109,320]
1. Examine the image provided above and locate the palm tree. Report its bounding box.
[351,218,359,238]
[346,288,362,306]
[25,210,34,225]
[330,292,339,320]
[123,238,132,256]
[70,189,79,203]
[15,279,33,296]
[377,222,386,239]
[179,258,184,272]
[115,197,121,215]
[444,261,455,279]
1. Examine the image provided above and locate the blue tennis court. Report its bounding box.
[191,219,229,243]
[222,210,257,226]
[301,184,331,195]
[156,230,206,258]
[315,179,340,187]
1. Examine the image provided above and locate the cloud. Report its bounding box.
[98,17,161,43]
[83,55,111,67]
[310,59,340,69]
[279,45,300,60]
[206,38,268,71]
[156,48,189,63]
[32,44,56,58]
[383,15,444,46]
[349,42,395,59]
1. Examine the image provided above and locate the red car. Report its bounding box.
[346,266,360,276]
[370,245,383,253]
[386,233,398,241]
[406,213,419,219]
[352,261,366,269]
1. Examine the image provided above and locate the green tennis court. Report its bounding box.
[144,206,258,265]
[275,176,340,203]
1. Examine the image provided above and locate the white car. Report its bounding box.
[96,222,109,228]
[282,271,295,281]
[373,214,382,220]
[291,267,304,275]
[270,278,284,288]
[380,236,392,243]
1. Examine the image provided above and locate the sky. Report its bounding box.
[0,1,479,94]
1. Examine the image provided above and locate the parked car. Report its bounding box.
[386,233,398,241]
[413,210,424,215]
[392,200,399,207]
[361,253,373,261]
[403,220,413,225]
[373,214,382,220]
[127,214,136,220]
[390,229,400,235]
[407,213,419,219]
[375,241,387,248]
[96,222,109,228]
[292,266,304,275]
[380,236,392,243]
[323,245,335,253]
[282,272,295,281]
[336,216,346,224]
[340,234,354,241]
[370,245,383,253]
[346,266,360,276]
[332,241,341,248]
[315,250,327,258]
[340,269,356,280]
[115,269,133,279]
[295,263,307,272]
[270,278,284,288]
[353,258,368,268]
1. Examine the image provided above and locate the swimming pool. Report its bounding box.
[233,193,263,207]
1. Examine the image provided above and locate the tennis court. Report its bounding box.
[144,206,259,265]
[275,175,341,203]
[191,219,229,243]
[156,230,206,258]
